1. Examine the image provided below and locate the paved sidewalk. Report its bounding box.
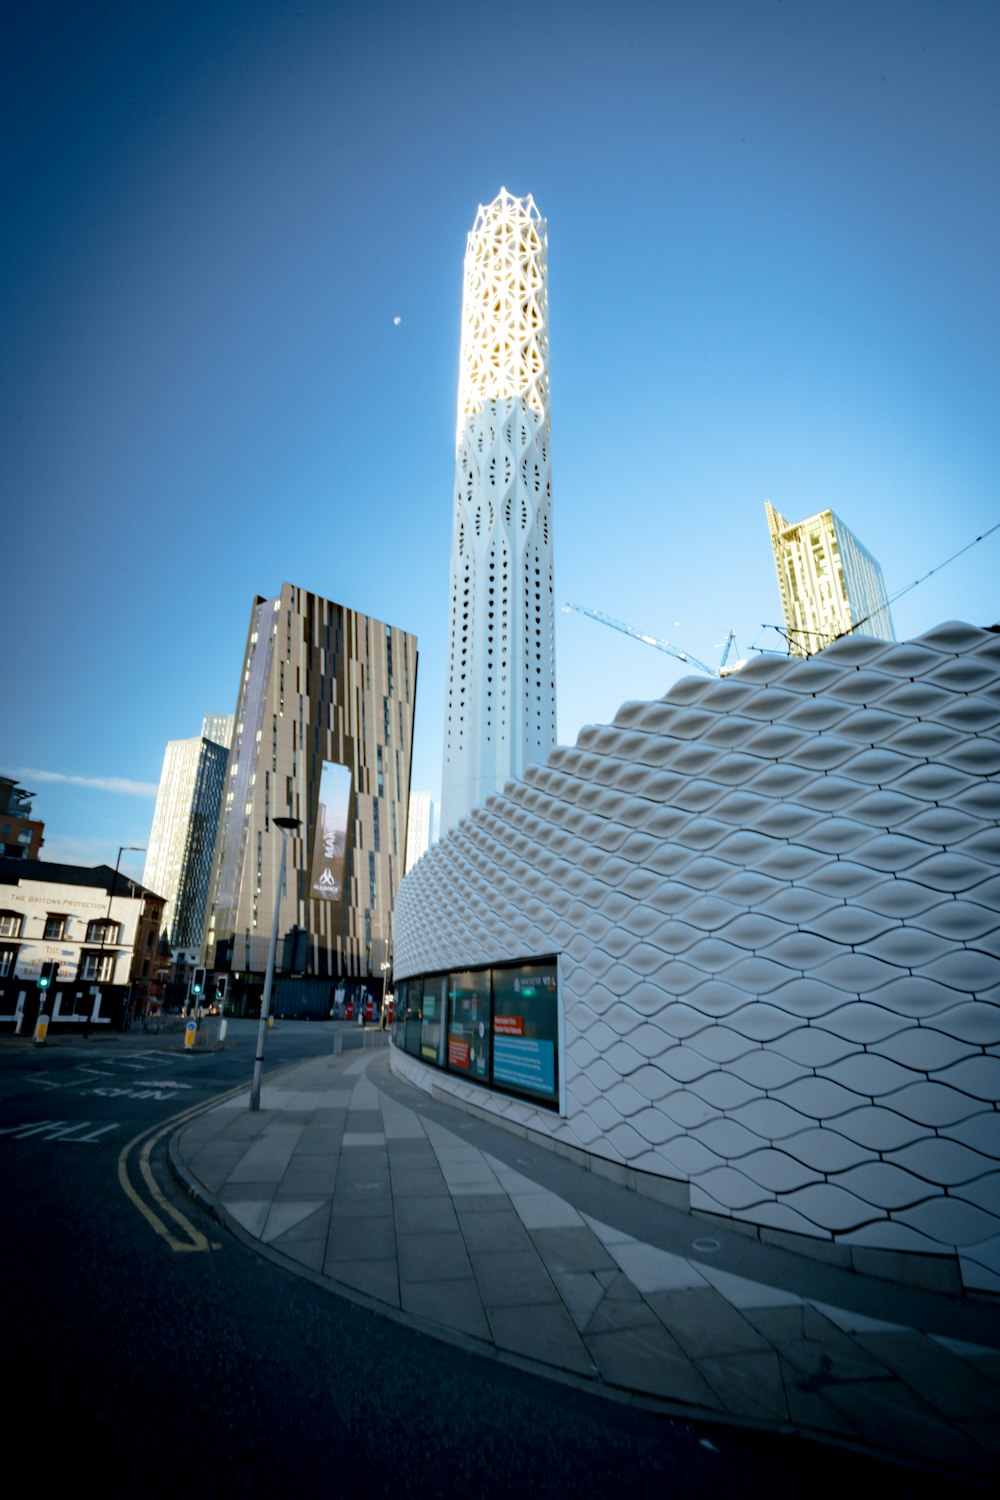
[174,1045,1000,1483]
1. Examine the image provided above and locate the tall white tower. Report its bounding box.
[441,188,557,834]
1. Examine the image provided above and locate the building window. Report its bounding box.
[0,945,18,978]
[44,915,67,941]
[79,951,115,983]
[397,958,559,1111]
[86,919,120,945]
[447,969,492,1082]
[0,911,23,939]
[420,975,447,1065]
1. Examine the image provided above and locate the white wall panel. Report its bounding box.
[396,623,1000,1287]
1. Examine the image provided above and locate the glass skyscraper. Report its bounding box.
[143,731,229,953]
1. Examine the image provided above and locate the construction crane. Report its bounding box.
[716,629,746,676]
[563,603,746,679]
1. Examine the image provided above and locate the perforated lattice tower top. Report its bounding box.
[441,189,557,834]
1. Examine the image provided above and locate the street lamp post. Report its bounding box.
[249,816,301,1111]
[379,960,392,1031]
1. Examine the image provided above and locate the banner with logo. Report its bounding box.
[310,762,352,901]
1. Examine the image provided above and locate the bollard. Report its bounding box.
[33,1013,49,1046]
[184,1019,198,1051]
[219,1017,228,1043]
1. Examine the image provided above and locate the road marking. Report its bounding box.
[116,1088,242,1253]
[17,1065,193,1100]
[89,1085,191,1100]
[0,1118,120,1142]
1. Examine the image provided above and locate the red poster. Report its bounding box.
[448,1037,470,1069]
[494,1014,523,1035]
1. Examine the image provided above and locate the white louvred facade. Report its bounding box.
[441,189,557,835]
[399,622,1000,1291]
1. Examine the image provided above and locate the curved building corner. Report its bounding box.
[393,622,1000,1294]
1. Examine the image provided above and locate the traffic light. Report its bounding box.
[37,960,57,991]
[215,975,227,1003]
[191,967,206,998]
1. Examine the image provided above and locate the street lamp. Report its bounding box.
[379,959,392,1031]
[249,816,301,1111]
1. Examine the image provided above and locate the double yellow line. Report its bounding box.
[117,1090,240,1253]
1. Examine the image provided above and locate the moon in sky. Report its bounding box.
[393,315,402,326]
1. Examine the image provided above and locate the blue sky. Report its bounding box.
[4,0,998,881]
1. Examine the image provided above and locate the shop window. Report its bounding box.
[491,961,558,1104]
[420,975,447,1065]
[402,980,423,1057]
[446,969,491,1082]
[395,959,560,1112]
[391,980,408,1048]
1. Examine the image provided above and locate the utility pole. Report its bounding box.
[249,816,301,1111]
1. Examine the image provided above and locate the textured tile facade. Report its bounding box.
[395,623,1000,1290]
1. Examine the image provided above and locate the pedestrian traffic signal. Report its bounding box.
[191,967,206,997]
[37,960,57,991]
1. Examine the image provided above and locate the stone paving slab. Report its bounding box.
[643,1287,769,1358]
[389,1167,450,1198]
[459,1208,533,1254]
[400,1278,492,1339]
[174,1049,1000,1483]
[399,1229,473,1284]
[488,1301,596,1375]
[393,1196,461,1234]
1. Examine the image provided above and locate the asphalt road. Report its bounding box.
[0,1023,975,1497]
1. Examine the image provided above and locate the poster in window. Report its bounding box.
[421,975,447,1063]
[447,969,490,1080]
[491,963,558,1102]
[311,762,352,901]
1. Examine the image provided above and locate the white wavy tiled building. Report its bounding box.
[395,623,1000,1291]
